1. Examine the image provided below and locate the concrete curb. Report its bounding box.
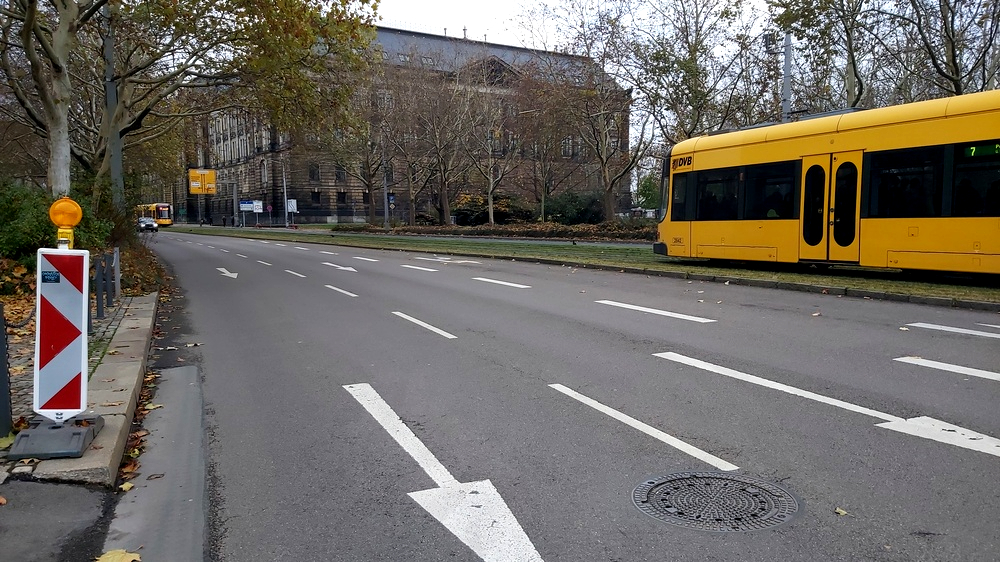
[31,293,158,487]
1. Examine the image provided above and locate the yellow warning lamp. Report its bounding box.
[49,197,83,249]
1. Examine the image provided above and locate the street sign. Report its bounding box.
[188,168,217,195]
[287,199,297,213]
[267,205,273,212]
[239,200,254,212]
[34,248,89,423]
[253,200,264,213]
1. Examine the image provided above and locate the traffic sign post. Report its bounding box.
[8,200,104,460]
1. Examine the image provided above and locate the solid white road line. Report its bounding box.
[976,323,1000,330]
[894,356,1000,383]
[548,384,738,471]
[655,352,1000,458]
[473,277,531,289]
[401,265,438,272]
[257,260,272,266]
[353,256,379,262]
[392,312,457,339]
[344,383,457,487]
[285,270,305,278]
[906,323,1000,339]
[325,285,358,297]
[596,300,716,324]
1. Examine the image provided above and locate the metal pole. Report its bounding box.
[281,159,289,228]
[232,182,238,228]
[781,31,792,123]
[1,303,12,437]
[381,138,390,229]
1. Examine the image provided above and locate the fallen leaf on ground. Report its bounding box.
[834,507,854,517]
[147,474,165,480]
[0,432,14,449]
[144,404,163,411]
[0,495,7,506]
[106,350,121,355]
[118,483,134,492]
[100,402,124,407]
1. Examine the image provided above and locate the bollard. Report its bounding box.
[113,247,121,299]
[95,258,105,319]
[104,253,113,307]
[1,303,12,437]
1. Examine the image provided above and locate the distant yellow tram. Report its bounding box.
[136,203,173,227]
[655,90,1000,274]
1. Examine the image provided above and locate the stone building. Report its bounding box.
[176,26,632,226]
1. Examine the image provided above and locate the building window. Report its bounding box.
[561,137,573,158]
[335,164,347,184]
[381,51,390,61]
[311,191,321,205]
[421,56,434,66]
[337,191,348,205]
[308,162,321,182]
[398,53,411,63]
[377,91,395,111]
[384,165,394,183]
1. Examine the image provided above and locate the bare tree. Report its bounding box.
[462,58,522,224]
[874,0,1000,96]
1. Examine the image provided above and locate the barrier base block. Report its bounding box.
[7,415,105,461]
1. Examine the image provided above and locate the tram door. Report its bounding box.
[799,151,863,262]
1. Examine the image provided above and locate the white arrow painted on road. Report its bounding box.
[322,261,357,272]
[216,267,238,279]
[344,383,543,562]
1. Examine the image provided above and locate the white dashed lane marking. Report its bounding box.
[894,356,1000,383]
[596,300,715,324]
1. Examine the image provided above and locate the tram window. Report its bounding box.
[868,146,943,217]
[744,161,797,220]
[671,173,693,221]
[953,140,1000,217]
[696,167,738,220]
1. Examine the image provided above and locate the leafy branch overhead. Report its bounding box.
[0,0,378,198]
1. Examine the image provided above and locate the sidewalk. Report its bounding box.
[2,293,158,486]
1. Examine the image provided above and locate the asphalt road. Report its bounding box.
[146,231,1000,562]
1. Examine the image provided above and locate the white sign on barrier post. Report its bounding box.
[34,248,89,424]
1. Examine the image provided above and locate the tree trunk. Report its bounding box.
[47,3,80,198]
[48,78,73,197]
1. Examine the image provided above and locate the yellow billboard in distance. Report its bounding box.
[188,168,217,195]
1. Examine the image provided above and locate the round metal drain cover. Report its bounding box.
[633,472,802,532]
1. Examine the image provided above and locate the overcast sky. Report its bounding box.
[374,0,530,47]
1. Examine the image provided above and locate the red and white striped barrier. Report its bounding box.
[34,248,89,423]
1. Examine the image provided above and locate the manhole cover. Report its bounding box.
[633,472,802,532]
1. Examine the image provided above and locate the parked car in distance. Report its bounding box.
[137,217,158,232]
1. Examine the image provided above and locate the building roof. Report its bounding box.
[374,26,590,77]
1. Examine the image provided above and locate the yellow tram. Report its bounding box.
[655,90,1000,274]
